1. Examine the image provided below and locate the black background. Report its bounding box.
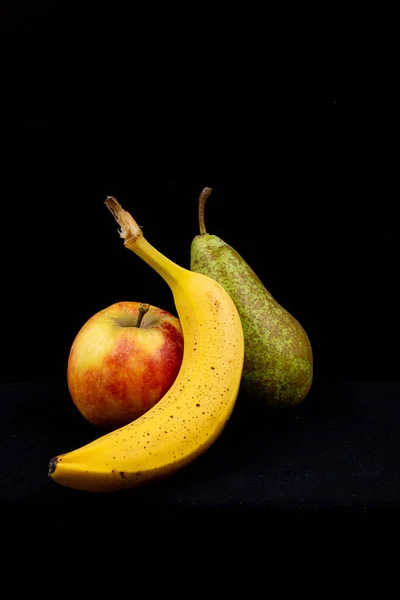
[2,93,395,385]
[1,2,399,551]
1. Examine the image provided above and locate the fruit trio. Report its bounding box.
[48,189,312,492]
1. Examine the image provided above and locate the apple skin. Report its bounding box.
[67,302,184,429]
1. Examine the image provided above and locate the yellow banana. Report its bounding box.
[48,197,244,492]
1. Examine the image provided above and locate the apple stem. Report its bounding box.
[198,187,212,235]
[136,303,150,327]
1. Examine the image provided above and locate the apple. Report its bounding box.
[67,301,184,428]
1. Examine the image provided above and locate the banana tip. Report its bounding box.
[48,457,57,477]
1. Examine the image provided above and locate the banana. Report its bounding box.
[48,197,244,492]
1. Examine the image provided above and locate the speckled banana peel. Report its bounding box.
[48,197,244,492]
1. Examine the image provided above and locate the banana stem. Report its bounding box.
[136,303,149,327]
[198,187,212,235]
[105,196,187,287]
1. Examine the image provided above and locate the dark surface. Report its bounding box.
[2,381,399,531]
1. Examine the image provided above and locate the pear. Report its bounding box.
[190,187,313,407]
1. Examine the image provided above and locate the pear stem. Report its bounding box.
[198,187,212,235]
[136,303,150,327]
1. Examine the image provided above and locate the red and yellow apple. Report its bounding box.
[67,301,184,428]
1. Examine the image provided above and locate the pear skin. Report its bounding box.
[190,187,313,407]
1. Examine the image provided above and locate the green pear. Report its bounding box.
[190,187,313,407]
